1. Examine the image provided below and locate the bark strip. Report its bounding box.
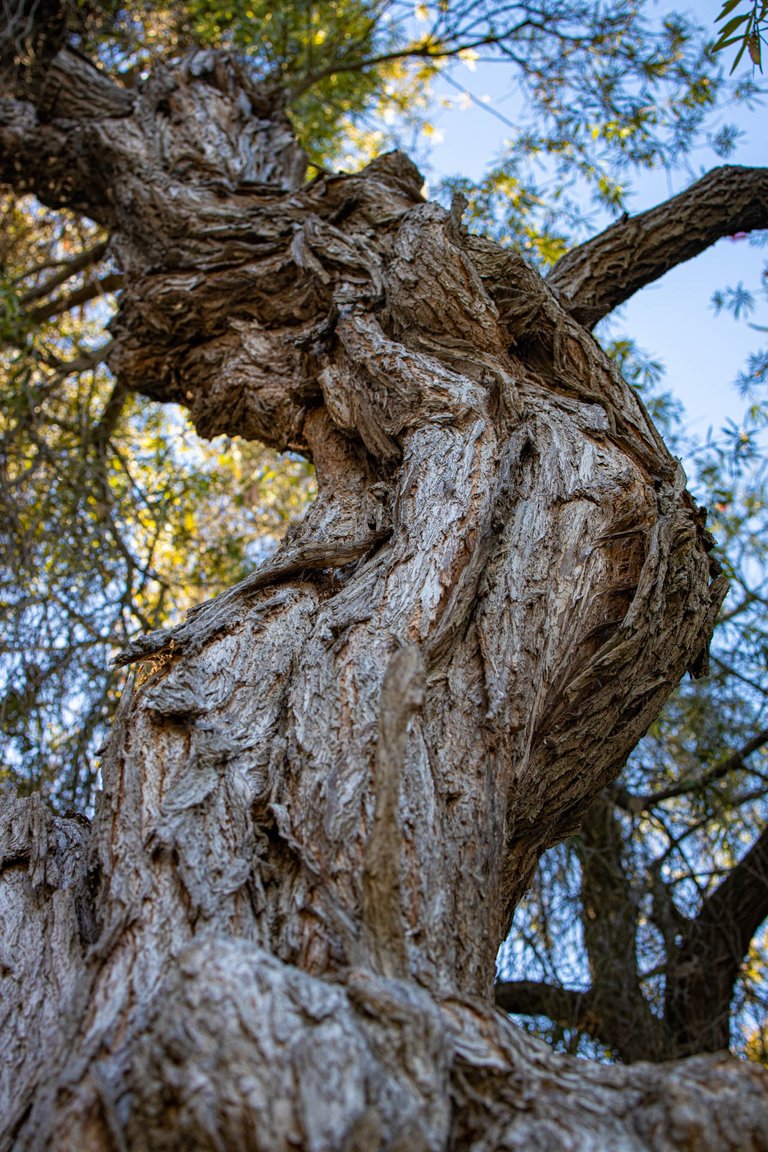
[363,644,426,978]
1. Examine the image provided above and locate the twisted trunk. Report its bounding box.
[1,47,766,1151]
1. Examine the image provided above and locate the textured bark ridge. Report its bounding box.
[2,47,766,1151]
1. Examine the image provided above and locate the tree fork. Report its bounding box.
[1,45,766,1152]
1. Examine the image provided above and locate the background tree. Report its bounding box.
[2,2,768,1148]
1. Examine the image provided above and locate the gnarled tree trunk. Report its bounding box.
[2,47,768,1151]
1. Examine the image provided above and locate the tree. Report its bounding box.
[0,0,754,808]
[2,4,768,1149]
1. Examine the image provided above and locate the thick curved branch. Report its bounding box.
[548,166,768,327]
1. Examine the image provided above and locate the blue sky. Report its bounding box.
[409,0,767,451]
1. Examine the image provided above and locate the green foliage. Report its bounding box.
[432,2,748,256]
[712,233,768,409]
[713,0,766,73]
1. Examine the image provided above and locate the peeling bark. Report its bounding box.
[1,45,766,1152]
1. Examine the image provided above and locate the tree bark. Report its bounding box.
[2,46,766,1151]
[548,166,768,328]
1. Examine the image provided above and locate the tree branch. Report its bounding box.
[289,25,531,100]
[24,271,122,325]
[663,819,768,1055]
[693,822,768,973]
[547,166,768,328]
[494,978,597,1031]
[92,379,129,456]
[17,238,109,304]
[611,726,768,814]
[571,793,663,1060]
